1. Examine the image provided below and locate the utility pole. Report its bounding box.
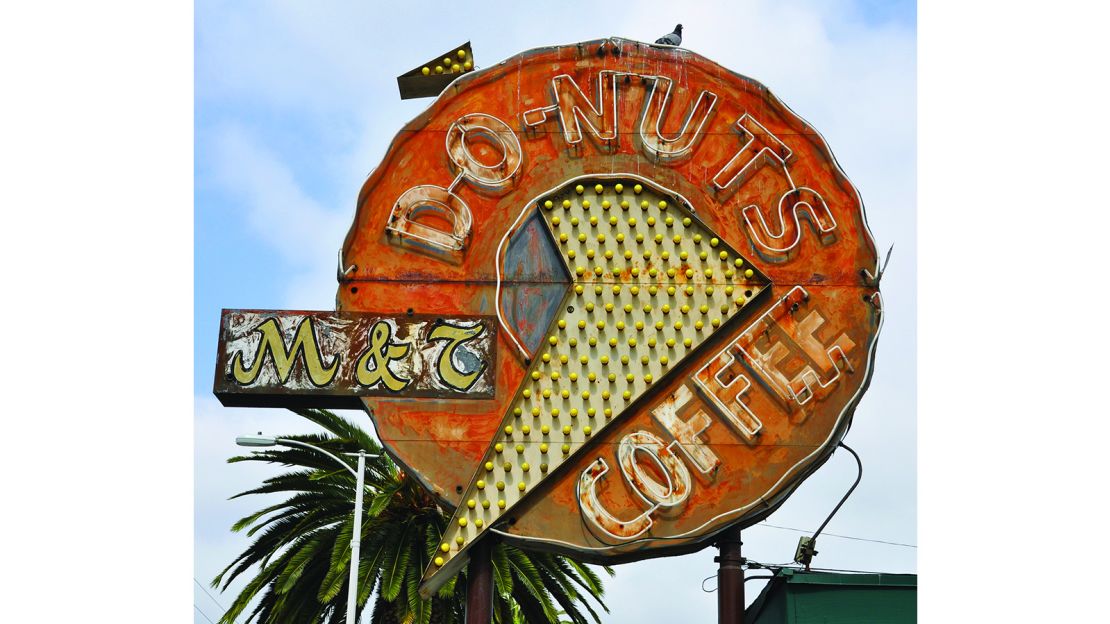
[716,526,745,624]
[465,539,493,624]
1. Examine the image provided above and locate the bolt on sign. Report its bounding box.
[213,37,883,599]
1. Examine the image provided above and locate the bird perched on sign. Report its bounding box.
[655,24,683,46]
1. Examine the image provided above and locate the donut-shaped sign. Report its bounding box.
[334,37,882,596]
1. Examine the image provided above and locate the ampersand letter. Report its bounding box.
[356,320,412,392]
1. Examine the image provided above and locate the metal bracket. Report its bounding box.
[793,536,817,569]
[337,248,357,282]
[860,244,894,287]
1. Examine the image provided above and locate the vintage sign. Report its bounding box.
[215,310,496,407]
[215,36,882,598]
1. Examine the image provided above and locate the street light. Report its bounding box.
[236,434,379,623]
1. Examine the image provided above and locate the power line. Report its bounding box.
[195,577,227,613]
[194,604,217,624]
[753,522,916,549]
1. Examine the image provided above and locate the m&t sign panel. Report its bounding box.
[214,310,497,408]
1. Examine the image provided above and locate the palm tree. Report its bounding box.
[211,409,612,624]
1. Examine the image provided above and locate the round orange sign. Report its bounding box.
[335,37,882,595]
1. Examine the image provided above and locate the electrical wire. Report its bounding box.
[194,577,227,612]
[772,564,908,575]
[194,604,217,624]
[753,523,916,549]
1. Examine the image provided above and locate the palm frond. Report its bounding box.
[212,409,612,623]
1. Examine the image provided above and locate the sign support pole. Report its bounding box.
[464,538,494,624]
[716,526,745,624]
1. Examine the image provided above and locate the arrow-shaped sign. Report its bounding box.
[419,176,770,595]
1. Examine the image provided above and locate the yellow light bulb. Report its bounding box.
[459,518,468,527]
[422,66,431,75]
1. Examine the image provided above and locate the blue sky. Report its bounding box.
[194,1,916,621]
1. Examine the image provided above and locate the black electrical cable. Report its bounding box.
[812,442,863,544]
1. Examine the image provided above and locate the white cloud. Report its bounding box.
[204,124,351,308]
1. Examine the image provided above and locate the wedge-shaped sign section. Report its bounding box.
[396,41,475,100]
[419,176,770,596]
[214,310,496,408]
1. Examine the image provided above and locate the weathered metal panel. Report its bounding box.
[214,310,497,407]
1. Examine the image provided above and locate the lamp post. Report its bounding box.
[236,434,378,623]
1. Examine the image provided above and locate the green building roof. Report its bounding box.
[745,569,917,623]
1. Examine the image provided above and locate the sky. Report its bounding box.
[194,1,917,622]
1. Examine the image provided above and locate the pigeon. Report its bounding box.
[655,24,683,46]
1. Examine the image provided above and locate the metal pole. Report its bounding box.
[716,526,745,624]
[464,539,493,624]
[346,450,366,623]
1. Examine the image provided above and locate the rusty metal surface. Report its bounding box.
[325,37,880,595]
[214,310,496,407]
